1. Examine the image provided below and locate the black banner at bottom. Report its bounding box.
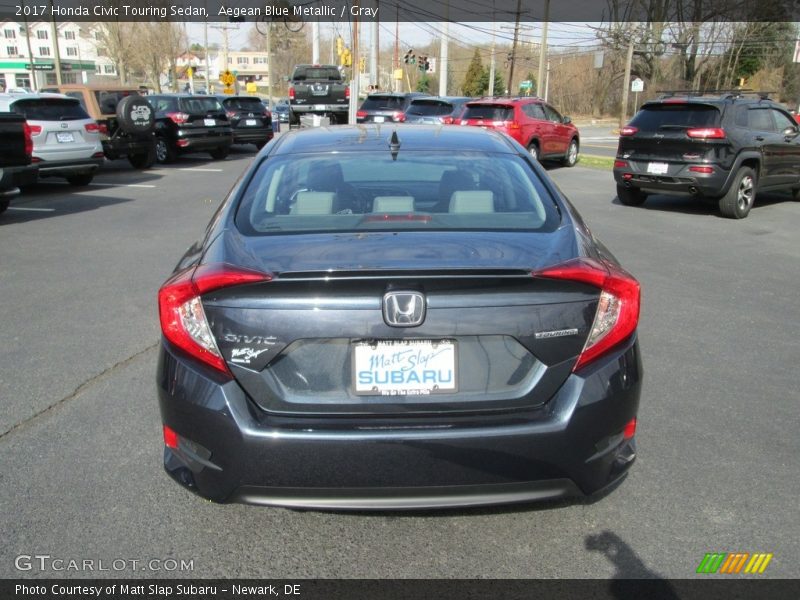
[4,579,799,600]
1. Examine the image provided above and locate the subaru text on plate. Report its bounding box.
[156,125,643,510]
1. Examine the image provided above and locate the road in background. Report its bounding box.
[1,155,798,578]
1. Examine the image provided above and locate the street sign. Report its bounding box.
[26,63,54,71]
[631,78,644,93]
[220,70,235,86]
[520,80,533,90]
[223,87,235,95]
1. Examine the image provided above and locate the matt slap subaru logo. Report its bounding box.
[383,291,426,327]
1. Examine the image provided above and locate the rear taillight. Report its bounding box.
[167,111,189,125]
[98,123,108,135]
[356,110,367,119]
[288,86,295,100]
[226,110,236,119]
[686,127,726,139]
[84,122,100,133]
[689,165,714,174]
[441,116,454,125]
[614,160,628,169]
[263,109,271,118]
[158,263,272,376]
[619,126,638,136]
[28,124,43,136]
[163,425,179,449]
[391,111,406,122]
[345,85,350,100]
[534,258,641,372]
[22,122,33,156]
[623,417,637,440]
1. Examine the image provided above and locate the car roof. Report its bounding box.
[0,92,74,102]
[467,96,543,105]
[216,95,262,101]
[410,96,471,103]
[43,84,143,92]
[367,92,430,99]
[271,124,518,155]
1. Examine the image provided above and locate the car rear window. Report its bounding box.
[630,104,720,131]
[10,98,89,121]
[462,105,515,121]
[95,90,139,114]
[235,151,560,235]
[178,97,224,114]
[406,100,454,116]
[292,67,341,81]
[224,97,265,112]
[360,96,407,111]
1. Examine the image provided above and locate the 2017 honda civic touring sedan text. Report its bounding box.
[156,125,643,510]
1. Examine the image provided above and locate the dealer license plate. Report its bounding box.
[245,119,257,126]
[353,340,457,396]
[204,118,216,126]
[647,162,669,175]
[373,116,385,123]
[56,132,74,143]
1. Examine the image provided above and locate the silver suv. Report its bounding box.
[0,93,104,186]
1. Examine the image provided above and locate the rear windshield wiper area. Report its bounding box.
[658,124,691,130]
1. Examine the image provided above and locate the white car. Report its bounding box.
[0,93,104,186]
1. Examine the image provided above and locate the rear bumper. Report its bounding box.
[613,162,731,197]
[0,164,39,193]
[35,157,104,178]
[157,336,643,509]
[231,128,274,144]
[102,136,155,157]
[291,104,348,114]
[174,130,233,152]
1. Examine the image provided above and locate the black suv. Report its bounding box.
[147,94,233,163]
[614,91,800,218]
[356,92,430,123]
[214,95,273,150]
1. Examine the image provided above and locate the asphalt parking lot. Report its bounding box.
[1,147,798,579]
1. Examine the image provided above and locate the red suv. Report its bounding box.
[459,97,580,166]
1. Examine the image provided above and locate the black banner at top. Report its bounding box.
[2,0,800,23]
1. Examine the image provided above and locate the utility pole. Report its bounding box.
[204,6,210,93]
[488,5,496,96]
[393,11,399,92]
[21,0,37,90]
[439,0,449,95]
[48,0,62,85]
[312,22,319,64]
[370,2,378,88]
[620,30,635,129]
[266,21,272,109]
[348,3,360,124]
[508,0,522,95]
[536,0,550,98]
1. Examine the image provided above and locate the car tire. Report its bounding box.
[128,146,157,169]
[209,146,229,160]
[289,110,300,127]
[562,139,579,167]
[116,95,155,135]
[527,142,539,162]
[66,173,94,186]
[718,166,756,219]
[616,184,648,206]
[0,199,9,214]
[155,138,175,164]
[792,188,800,201]
[255,141,267,150]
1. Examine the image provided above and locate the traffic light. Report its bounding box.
[403,49,415,65]
[418,56,427,72]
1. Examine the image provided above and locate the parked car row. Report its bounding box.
[0,87,276,213]
[354,92,582,167]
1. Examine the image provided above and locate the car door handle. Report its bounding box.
[755,135,765,141]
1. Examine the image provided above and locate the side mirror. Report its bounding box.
[783,125,799,138]
[563,116,572,125]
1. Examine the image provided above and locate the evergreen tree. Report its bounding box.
[416,73,431,93]
[461,49,485,96]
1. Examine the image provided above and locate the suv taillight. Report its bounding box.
[534,258,641,372]
[619,126,638,136]
[392,111,406,122]
[84,122,100,133]
[356,110,366,119]
[226,111,236,119]
[288,86,295,100]
[345,85,350,100]
[28,124,43,136]
[22,121,33,156]
[686,127,726,139]
[158,263,272,376]
[441,116,454,125]
[167,112,190,125]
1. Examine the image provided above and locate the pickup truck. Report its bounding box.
[0,111,37,214]
[288,64,350,126]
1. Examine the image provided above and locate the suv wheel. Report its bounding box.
[617,184,647,206]
[128,146,156,169]
[527,142,539,162]
[719,166,755,219]
[792,188,800,201]
[66,173,94,187]
[209,146,229,160]
[0,199,9,215]
[562,139,579,167]
[155,138,175,164]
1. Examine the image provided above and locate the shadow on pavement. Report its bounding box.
[612,191,794,216]
[1,192,133,225]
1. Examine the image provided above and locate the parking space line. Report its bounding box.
[87,183,157,188]
[8,206,56,212]
[178,168,224,172]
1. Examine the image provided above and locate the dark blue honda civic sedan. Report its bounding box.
[156,124,642,509]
